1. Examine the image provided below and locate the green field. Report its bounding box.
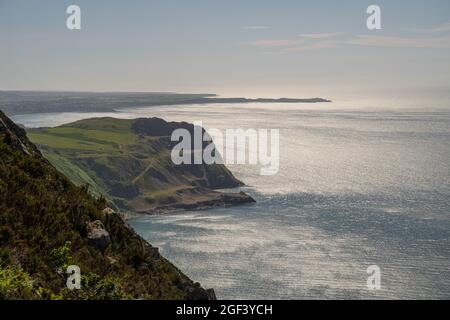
[29,118,136,152]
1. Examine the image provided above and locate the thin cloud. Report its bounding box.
[414,22,450,33]
[247,39,306,47]
[347,35,450,48]
[286,41,340,52]
[300,32,344,39]
[247,34,450,53]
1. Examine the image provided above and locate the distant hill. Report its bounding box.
[27,117,255,214]
[0,110,215,299]
[0,91,331,116]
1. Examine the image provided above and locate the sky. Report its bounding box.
[1,0,450,105]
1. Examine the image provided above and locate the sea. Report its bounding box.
[12,101,450,299]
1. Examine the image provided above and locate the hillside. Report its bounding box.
[0,110,215,299]
[27,117,255,214]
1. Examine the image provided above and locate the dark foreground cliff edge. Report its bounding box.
[0,110,215,299]
[27,117,256,215]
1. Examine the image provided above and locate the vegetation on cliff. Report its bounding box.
[0,111,214,300]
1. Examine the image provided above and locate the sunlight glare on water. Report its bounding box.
[14,103,450,299]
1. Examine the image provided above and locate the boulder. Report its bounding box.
[87,220,111,251]
[102,207,115,215]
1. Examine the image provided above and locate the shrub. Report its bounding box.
[49,241,72,269]
[0,266,37,300]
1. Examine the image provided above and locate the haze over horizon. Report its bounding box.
[1,1,450,302]
[1,0,450,107]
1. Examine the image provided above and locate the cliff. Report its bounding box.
[27,117,255,214]
[0,110,215,299]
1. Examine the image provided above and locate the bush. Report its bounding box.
[71,273,129,300]
[49,241,72,269]
[0,266,37,300]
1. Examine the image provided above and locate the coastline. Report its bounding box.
[0,91,331,117]
[123,190,255,218]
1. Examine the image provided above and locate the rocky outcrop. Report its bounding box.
[102,207,115,215]
[0,111,40,157]
[86,220,111,251]
[135,188,255,215]
[178,282,217,300]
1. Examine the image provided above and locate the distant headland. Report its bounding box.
[0,91,331,116]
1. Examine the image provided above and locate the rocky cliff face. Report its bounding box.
[0,111,40,156]
[0,110,215,300]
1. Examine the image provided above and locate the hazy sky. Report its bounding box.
[1,0,450,102]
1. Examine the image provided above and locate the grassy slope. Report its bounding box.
[28,118,136,203]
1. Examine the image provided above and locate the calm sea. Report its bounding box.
[13,103,450,299]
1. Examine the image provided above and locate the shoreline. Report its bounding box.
[121,190,256,220]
